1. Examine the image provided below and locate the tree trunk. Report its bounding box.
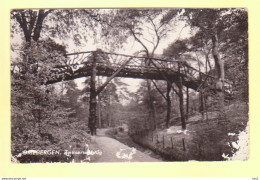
[212,34,225,118]
[151,100,156,129]
[177,63,186,130]
[205,52,212,71]
[88,53,97,136]
[106,107,110,127]
[178,85,186,130]
[15,10,51,43]
[204,51,209,121]
[15,11,34,43]
[186,87,189,118]
[146,79,156,130]
[97,76,102,128]
[200,92,205,120]
[32,10,49,42]
[108,94,112,127]
[166,81,172,128]
[98,94,102,128]
[204,95,209,121]
[212,34,225,82]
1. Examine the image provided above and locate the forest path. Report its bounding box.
[92,128,161,162]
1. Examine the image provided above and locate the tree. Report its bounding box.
[100,82,119,127]
[163,40,191,129]
[11,9,53,43]
[11,39,70,154]
[60,80,81,118]
[163,8,248,118]
[11,9,121,137]
[110,9,178,130]
[220,9,248,101]
[183,9,238,117]
[11,9,109,45]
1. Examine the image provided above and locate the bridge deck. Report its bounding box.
[47,63,201,90]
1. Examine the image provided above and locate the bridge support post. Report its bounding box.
[166,81,172,128]
[177,63,186,130]
[88,52,97,136]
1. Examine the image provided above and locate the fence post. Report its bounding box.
[151,132,153,142]
[171,137,174,149]
[163,135,165,149]
[182,138,186,151]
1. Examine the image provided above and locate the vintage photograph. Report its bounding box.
[10,8,248,163]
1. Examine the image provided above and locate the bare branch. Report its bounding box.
[127,25,149,56]
[151,80,167,101]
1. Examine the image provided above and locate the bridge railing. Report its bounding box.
[11,50,231,92]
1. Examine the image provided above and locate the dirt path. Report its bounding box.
[92,129,161,162]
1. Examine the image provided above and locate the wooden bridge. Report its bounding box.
[12,50,218,135]
[46,51,204,91]
[46,50,215,134]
